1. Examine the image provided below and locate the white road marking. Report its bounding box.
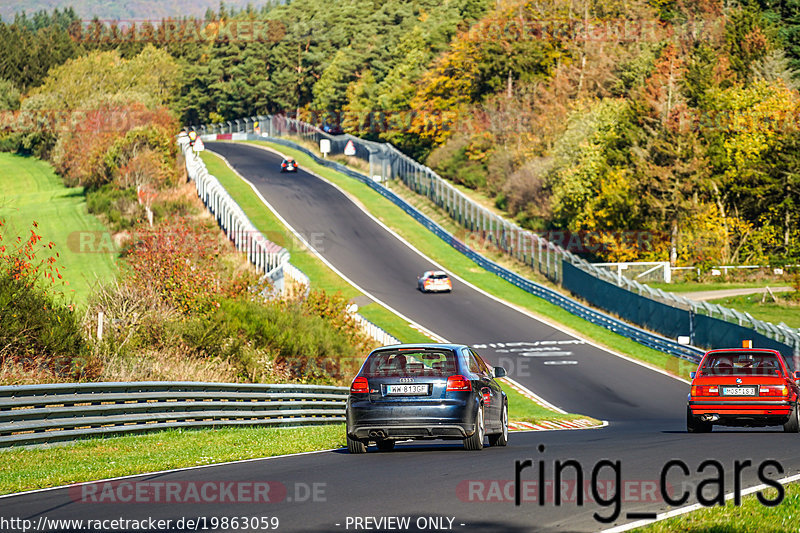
[543,361,579,365]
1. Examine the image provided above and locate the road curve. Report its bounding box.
[3,141,799,533]
[206,141,686,424]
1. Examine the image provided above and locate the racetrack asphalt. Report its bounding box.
[3,141,799,533]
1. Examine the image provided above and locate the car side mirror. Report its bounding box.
[690,371,696,379]
[794,371,800,381]
[494,366,506,378]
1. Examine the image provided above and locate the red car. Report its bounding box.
[687,348,800,433]
[280,158,298,173]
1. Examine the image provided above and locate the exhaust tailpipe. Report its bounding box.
[701,414,720,422]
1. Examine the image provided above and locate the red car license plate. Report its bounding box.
[721,386,757,396]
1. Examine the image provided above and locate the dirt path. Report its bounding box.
[683,286,793,301]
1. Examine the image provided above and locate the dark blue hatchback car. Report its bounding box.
[345,344,508,453]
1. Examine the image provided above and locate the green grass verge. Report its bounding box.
[0,153,118,306]
[0,425,345,495]
[242,141,695,380]
[633,486,797,532]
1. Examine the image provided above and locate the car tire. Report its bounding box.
[686,407,712,433]
[376,439,395,452]
[784,404,800,433]
[488,401,509,447]
[464,405,485,450]
[347,434,367,454]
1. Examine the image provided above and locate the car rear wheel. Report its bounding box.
[686,407,712,433]
[464,405,485,450]
[347,434,367,454]
[376,439,395,452]
[784,404,799,433]
[488,402,508,447]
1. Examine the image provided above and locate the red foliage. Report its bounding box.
[0,219,61,289]
[124,219,254,314]
[56,102,178,188]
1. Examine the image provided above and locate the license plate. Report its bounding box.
[386,384,429,395]
[722,386,757,396]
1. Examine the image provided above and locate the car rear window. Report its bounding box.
[430,274,449,279]
[361,349,457,377]
[700,352,785,376]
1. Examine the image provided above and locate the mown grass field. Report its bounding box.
[0,153,118,305]
[242,140,695,380]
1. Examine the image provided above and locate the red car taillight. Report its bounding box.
[691,385,719,396]
[446,375,472,391]
[350,377,369,394]
[760,385,788,397]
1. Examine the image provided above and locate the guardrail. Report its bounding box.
[193,115,800,357]
[0,382,348,447]
[181,135,290,284]
[201,132,703,363]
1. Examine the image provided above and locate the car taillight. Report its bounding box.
[350,377,369,394]
[446,375,472,391]
[760,385,788,397]
[691,385,718,396]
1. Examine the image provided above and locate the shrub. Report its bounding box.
[123,218,255,314]
[86,184,140,232]
[0,220,97,382]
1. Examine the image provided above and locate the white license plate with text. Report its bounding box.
[722,386,757,396]
[386,384,429,395]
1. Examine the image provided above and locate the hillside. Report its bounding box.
[2,0,800,271]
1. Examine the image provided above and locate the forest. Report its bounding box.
[1,0,799,266]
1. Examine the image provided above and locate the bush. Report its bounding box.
[123,218,257,314]
[0,220,97,382]
[86,184,140,232]
[209,297,364,384]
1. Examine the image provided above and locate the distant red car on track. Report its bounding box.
[280,158,298,173]
[687,348,800,433]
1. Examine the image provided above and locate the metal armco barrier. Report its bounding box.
[0,382,348,447]
[194,114,800,358]
[201,132,703,363]
[180,135,289,284]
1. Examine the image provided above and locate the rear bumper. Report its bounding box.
[689,400,793,425]
[347,399,476,440]
[349,424,471,440]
